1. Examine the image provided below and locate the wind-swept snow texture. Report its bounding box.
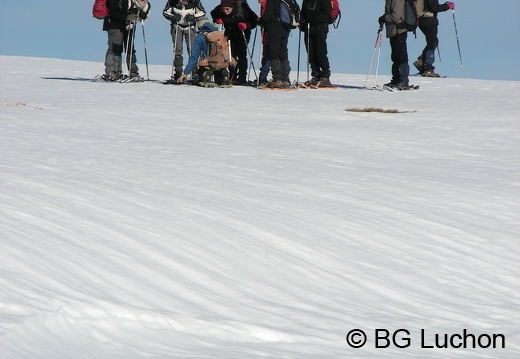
[1,56,519,358]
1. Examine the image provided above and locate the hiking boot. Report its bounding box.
[383,80,399,87]
[413,57,424,73]
[383,81,405,90]
[258,77,268,86]
[231,78,249,86]
[267,80,283,88]
[222,70,231,85]
[422,70,441,78]
[316,77,332,87]
[385,82,415,91]
[202,70,213,83]
[304,77,319,87]
[214,69,230,86]
[394,83,410,90]
[190,73,200,85]
[102,71,122,82]
[281,80,291,88]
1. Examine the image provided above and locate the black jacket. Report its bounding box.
[162,0,206,27]
[210,1,258,41]
[300,0,331,34]
[103,0,151,31]
[262,0,290,38]
[419,0,450,26]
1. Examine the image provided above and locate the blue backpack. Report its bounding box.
[279,0,300,30]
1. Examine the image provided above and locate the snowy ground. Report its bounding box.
[1,56,519,358]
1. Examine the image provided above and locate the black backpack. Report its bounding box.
[403,0,419,33]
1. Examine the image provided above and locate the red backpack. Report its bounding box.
[92,0,108,20]
[330,0,341,28]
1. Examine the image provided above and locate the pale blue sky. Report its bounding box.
[2,0,519,81]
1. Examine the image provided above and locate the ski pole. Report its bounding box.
[126,23,137,77]
[365,27,383,88]
[241,29,257,81]
[248,27,258,82]
[306,23,310,83]
[374,28,383,87]
[436,44,442,63]
[123,23,133,77]
[257,30,264,83]
[365,26,382,88]
[170,26,178,79]
[451,9,463,67]
[296,29,301,85]
[141,20,150,80]
[188,25,195,57]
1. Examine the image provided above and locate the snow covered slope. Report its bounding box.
[1,56,519,358]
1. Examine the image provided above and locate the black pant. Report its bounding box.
[390,31,409,85]
[304,31,330,79]
[269,36,290,81]
[230,34,249,82]
[418,24,439,71]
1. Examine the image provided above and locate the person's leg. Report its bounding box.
[105,28,124,78]
[421,24,439,75]
[313,32,330,79]
[279,37,290,84]
[390,32,409,85]
[172,26,184,78]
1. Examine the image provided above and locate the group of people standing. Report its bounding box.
[101,0,334,88]
[101,0,455,90]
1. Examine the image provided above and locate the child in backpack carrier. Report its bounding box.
[177,22,237,86]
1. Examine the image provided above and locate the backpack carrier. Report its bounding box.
[201,31,237,71]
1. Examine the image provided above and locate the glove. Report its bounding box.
[447,2,455,10]
[378,15,385,26]
[215,18,223,24]
[185,14,195,23]
[238,22,247,31]
[177,74,188,84]
[139,11,148,20]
